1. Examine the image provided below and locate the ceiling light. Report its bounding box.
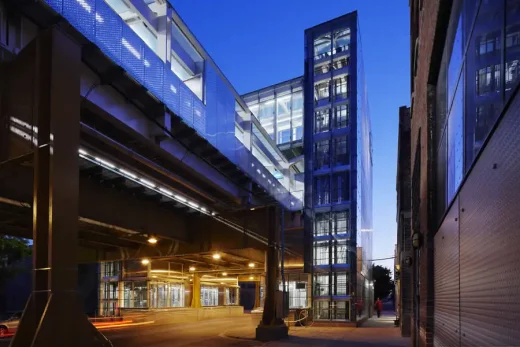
[140,178,156,188]
[189,279,192,282]
[212,253,221,260]
[152,275,157,278]
[249,276,254,280]
[141,259,150,265]
[250,208,255,211]
[248,263,255,268]
[78,149,88,156]
[188,201,199,209]
[201,207,207,212]
[189,266,196,272]
[220,282,224,285]
[159,187,173,196]
[147,236,158,244]
[211,212,216,216]
[222,272,227,276]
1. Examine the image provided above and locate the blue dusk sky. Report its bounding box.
[170,0,410,273]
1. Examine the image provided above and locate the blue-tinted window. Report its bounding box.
[314,175,330,205]
[315,140,330,170]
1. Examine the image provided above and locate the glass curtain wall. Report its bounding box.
[435,0,520,224]
[306,15,360,322]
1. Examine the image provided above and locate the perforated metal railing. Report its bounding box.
[41,0,302,210]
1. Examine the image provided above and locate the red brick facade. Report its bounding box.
[409,1,445,347]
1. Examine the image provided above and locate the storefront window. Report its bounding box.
[201,286,219,306]
[225,288,238,305]
[131,281,148,308]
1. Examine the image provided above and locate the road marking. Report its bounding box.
[96,321,155,330]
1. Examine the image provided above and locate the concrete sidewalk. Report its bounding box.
[223,313,409,347]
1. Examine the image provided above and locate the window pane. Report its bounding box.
[315,213,330,236]
[314,275,329,296]
[334,240,348,264]
[333,28,350,52]
[314,140,330,170]
[313,241,329,265]
[314,175,330,205]
[335,104,349,128]
[315,81,330,102]
[314,34,331,59]
[332,172,349,203]
[315,109,330,133]
[258,99,275,140]
[292,92,303,141]
[333,136,349,166]
[333,210,350,235]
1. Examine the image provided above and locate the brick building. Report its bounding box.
[395,106,411,338]
[410,0,520,346]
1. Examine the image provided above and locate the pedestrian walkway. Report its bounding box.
[222,311,409,347]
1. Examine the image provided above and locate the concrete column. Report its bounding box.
[191,275,201,308]
[254,282,261,309]
[256,206,288,341]
[8,28,109,347]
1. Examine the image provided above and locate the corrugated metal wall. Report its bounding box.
[434,198,460,347]
[434,88,520,346]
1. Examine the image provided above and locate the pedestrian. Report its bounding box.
[356,298,364,318]
[374,298,383,318]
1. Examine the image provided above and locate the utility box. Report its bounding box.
[275,290,289,319]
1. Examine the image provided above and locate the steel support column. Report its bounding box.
[256,205,287,341]
[9,28,109,347]
[190,274,201,308]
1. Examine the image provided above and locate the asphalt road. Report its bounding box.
[0,311,407,347]
[103,316,259,347]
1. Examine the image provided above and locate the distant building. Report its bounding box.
[410,0,520,346]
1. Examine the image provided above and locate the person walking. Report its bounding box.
[356,298,364,318]
[374,298,383,318]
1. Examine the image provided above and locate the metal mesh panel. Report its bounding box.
[163,69,180,116]
[458,92,520,346]
[204,64,218,147]
[434,198,460,347]
[192,98,205,136]
[95,0,122,65]
[143,46,164,101]
[43,0,63,12]
[179,84,193,126]
[121,25,144,84]
[62,0,95,42]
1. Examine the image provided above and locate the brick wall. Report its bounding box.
[410,1,447,346]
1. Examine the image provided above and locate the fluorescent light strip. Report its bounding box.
[159,187,173,196]
[140,178,156,188]
[95,157,115,169]
[174,195,186,203]
[8,118,218,215]
[119,169,137,179]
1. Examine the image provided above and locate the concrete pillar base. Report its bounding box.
[255,324,289,342]
[10,292,111,347]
